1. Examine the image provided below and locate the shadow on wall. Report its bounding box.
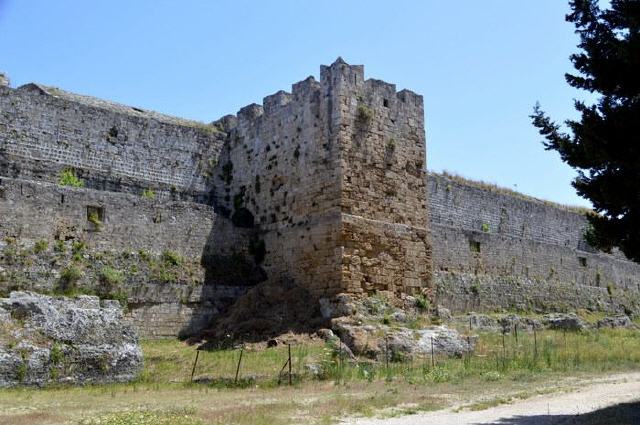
[179,208,327,343]
[475,400,640,425]
[176,211,266,339]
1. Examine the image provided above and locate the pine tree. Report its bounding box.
[531,0,640,262]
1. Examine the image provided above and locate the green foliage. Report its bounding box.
[162,250,183,267]
[33,240,48,254]
[108,289,129,308]
[58,168,84,188]
[88,211,102,229]
[356,105,373,124]
[386,138,396,151]
[57,265,82,294]
[16,362,27,382]
[607,282,615,296]
[50,342,64,365]
[481,223,490,233]
[54,239,66,253]
[138,249,151,263]
[72,240,86,254]
[531,0,640,262]
[99,266,123,290]
[142,189,156,199]
[415,295,431,312]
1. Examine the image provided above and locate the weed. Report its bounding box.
[415,295,430,311]
[142,189,156,199]
[16,362,27,382]
[386,138,396,151]
[33,240,49,254]
[481,223,490,233]
[357,105,373,124]
[58,168,84,188]
[162,250,183,267]
[607,282,615,296]
[98,266,124,296]
[54,239,66,253]
[56,265,82,294]
[88,211,102,229]
[72,241,86,255]
[50,343,64,365]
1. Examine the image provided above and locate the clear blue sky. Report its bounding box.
[0,1,594,207]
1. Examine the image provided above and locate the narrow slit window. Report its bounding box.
[469,240,481,253]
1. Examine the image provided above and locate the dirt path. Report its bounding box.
[345,372,640,425]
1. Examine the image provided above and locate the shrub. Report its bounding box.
[57,265,82,293]
[99,266,123,288]
[142,189,156,199]
[162,250,183,266]
[58,169,84,188]
[54,239,66,253]
[357,105,373,124]
[88,211,102,229]
[72,241,86,254]
[50,342,64,365]
[33,240,48,254]
[386,138,396,151]
[415,295,431,312]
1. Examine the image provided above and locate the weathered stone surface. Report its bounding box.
[319,294,356,319]
[498,314,542,332]
[596,315,633,329]
[0,291,142,387]
[435,305,453,322]
[542,313,587,331]
[431,173,640,316]
[370,326,475,361]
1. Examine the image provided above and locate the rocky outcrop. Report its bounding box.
[541,313,587,331]
[596,315,633,329]
[0,291,142,387]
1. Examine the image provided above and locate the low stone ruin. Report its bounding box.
[0,291,142,387]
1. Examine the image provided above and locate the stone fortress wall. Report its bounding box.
[0,80,248,337]
[0,60,639,338]
[0,82,224,203]
[429,173,640,314]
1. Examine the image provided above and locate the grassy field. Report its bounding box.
[1,328,639,424]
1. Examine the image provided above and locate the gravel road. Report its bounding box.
[344,372,640,425]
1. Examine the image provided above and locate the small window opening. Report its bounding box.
[469,240,481,253]
[579,257,587,267]
[383,98,389,108]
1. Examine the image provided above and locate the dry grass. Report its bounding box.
[1,329,640,424]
